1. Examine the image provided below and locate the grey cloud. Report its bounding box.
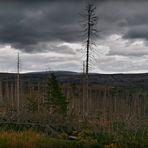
[124,25,148,40]
[94,1,148,41]
[0,0,148,53]
[97,55,148,73]
[21,53,80,72]
[13,42,77,54]
[0,1,82,52]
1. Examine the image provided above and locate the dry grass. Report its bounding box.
[0,130,102,148]
[0,130,46,148]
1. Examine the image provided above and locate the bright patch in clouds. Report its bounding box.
[0,34,148,73]
[0,43,82,73]
[96,34,148,73]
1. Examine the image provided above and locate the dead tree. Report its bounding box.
[17,52,20,119]
[80,1,98,75]
[80,1,98,116]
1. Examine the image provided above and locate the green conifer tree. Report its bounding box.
[46,73,68,114]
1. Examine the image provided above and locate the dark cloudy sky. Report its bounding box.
[1,0,148,73]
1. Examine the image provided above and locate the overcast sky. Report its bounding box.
[0,0,148,73]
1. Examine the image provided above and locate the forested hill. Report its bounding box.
[0,71,148,87]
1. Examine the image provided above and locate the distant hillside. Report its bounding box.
[0,71,148,88]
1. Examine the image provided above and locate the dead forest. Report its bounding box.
[0,72,147,125]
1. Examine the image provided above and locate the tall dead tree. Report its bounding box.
[17,52,20,118]
[80,1,98,116]
[80,1,98,75]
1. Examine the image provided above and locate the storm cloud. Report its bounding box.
[0,0,148,52]
[0,0,148,73]
[0,0,83,52]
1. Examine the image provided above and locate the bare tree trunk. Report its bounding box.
[37,82,40,112]
[80,2,98,119]
[82,61,85,118]
[86,6,91,75]
[10,81,14,112]
[17,52,20,120]
[0,81,3,104]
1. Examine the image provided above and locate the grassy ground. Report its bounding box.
[0,130,102,148]
[0,121,147,148]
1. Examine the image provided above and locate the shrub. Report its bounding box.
[58,132,68,140]
[78,129,98,145]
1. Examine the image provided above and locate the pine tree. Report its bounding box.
[46,73,68,114]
